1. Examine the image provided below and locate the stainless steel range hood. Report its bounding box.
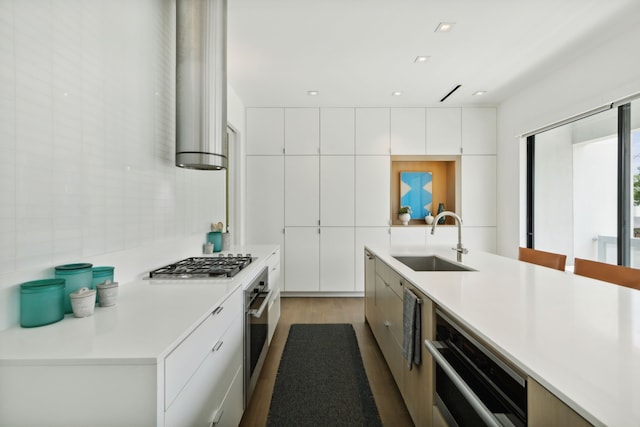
[176,0,228,170]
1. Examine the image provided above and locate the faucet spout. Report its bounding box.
[430,211,468,262]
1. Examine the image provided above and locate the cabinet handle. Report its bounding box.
[384,281,390,287]
[212,340,223,352]
[209,408,224,426]
[212,306,224,315]
[384,320,390,328]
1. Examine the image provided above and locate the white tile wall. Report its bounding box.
[0,0,228,330]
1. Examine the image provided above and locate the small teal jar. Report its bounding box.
[92,266,114,304]
[55,263,93,314]
[20,279,65,327]
[207,231,222,252]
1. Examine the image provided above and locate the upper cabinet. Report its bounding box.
[320,108,355,155]
[246,108,284,155]
[285,108,319,155]
[461,108,497,155]
[390,108,426,155]
[426,108,461,155]
[355,108,390,155]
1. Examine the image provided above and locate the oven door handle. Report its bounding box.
[248,289,274,318]
[425,340,503,427]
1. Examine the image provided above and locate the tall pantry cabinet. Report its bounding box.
[245,106,496,293]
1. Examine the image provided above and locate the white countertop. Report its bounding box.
[366,244,640,427]
[0,245,278,365]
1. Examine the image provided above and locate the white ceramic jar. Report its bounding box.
[70,287,96,318]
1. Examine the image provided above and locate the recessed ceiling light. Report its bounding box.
[307,90,319,96]
[473,90,488,96]
[414,56,430,63]
[392,91,403,96]
[435,22,455,33]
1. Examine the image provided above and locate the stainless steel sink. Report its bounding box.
[392,255,475,272]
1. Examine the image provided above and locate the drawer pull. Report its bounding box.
[209,408,224,426]
[212,306,224,315]
[384,320,391,328]
[212,340,223,352]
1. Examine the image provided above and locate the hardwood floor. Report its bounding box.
[239,297,414,427]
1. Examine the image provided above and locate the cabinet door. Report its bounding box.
[355,156,390,226]
[320,156,355,226]
[355,108,390,155]
[285,156,319,226]
[285,108,319,155]
[246,156,284,247]
[390,227,426,246]
[284,227,319,292]
[461,108,496,155]
[320,108,355,155]
[246,108,284,155]
[355,228,389,292]
[320,227,355,292]
[390,108,426,155]
[461,155,496,226]
[426,108,461,155]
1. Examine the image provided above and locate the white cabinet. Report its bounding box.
[284,227,320,292]
[390,227,426,246]
[426,108,461,155]
[165,297,243,427]
[164,289,243,427]
[285,156,319,226]
[461,155,496,226]
[391,108,426,155]
[266,248,281,344]
[320,156,355,226]
[246,108,284,155]
[461,108,496,155]
[320,108,355,155]
[246,156,284,248]
[356,108,390,155]
[320,227,355,292]
[285,108,319,155]
[355,155,390,226]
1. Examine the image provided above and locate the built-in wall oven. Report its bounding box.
[244,266,271,406]
[425,310,527,427]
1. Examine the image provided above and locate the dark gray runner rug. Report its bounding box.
[266,323,383,427]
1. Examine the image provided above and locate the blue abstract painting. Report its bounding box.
[400,172,433,219]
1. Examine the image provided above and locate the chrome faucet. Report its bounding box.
[431,211,468,262]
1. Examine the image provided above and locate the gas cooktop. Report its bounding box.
[149,255,253,279]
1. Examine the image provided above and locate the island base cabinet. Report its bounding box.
[432,404,448,427]
[528,377,593,427]
[401,284,434,427]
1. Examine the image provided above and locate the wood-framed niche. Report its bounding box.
[390,155,461,226]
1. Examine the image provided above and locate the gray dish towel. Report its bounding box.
[402,288,421,370]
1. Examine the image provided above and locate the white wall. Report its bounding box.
[0,0,244,330]
[497,23,640,258]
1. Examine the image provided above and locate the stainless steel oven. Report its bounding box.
[244,266,271,406]
[425,310,527,427]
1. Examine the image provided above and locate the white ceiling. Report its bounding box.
[227,0,640,107]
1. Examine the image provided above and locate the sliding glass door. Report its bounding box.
[528,96,640,268]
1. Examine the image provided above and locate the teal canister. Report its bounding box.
[92,266,114,304]
[55,263,93,314]
[207,231,222,252]
[20,279,65,327]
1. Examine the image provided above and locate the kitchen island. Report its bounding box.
[366,244,640,427]
[0,245,279,427]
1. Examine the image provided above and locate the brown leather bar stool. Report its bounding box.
[518,247,567,271]
[573,258,640,291]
